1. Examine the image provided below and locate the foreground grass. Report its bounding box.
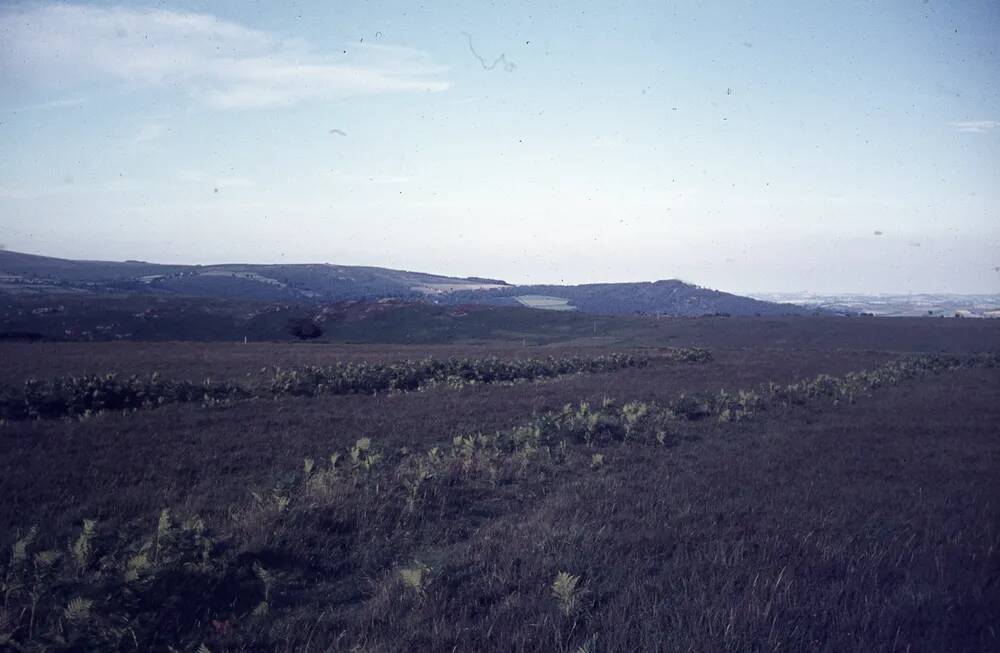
[2,354,997,651]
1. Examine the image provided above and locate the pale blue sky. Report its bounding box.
[1,1,998,293]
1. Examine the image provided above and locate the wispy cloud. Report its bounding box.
[177,170,254,189]
[591,135,629,150]
[326,170,414,185]
[9,97,88,112]
[215,177,254,189]
[0,177,140,200]
[949,120,999,133]
[0,186,59,201]
[0,4,450,110]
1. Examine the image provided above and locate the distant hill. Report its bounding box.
[0,249,812,317]
[443,280,812,317]
[0,250,510,302]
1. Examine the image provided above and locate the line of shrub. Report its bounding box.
[266,352,665,397]
[0,350,712,421]
[0,373,249,421]
[531,352,1000,442]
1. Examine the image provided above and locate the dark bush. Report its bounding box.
[672,394,713,420]
[288,317,323,340]
[0,374,248,421]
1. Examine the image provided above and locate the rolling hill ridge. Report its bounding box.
[0,249,811,317]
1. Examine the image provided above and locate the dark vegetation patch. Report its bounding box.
[263,352,667,398]
[0,331,50,342]
[1,353,997,651]
[0,352,712,421]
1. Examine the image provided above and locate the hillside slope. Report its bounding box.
[445,280,813,316]
[0,250,810,316]
[0,250,509,301]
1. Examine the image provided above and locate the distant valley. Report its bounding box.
[753,291,1000,319]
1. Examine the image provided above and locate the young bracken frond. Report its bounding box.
[124,552,151,583]
[576,633,599,653]
[33,550,59,571]
[622,400,649,439]
[253,562,273,597]
[350,437,372,465]
[153,508,173,564]
[350,437,382,473]
[551,571,584,616]
[251,562,273,619]
[63,597,93,623]
[157,508,172,537]
[272,492,291,512]
[12,527,38,567]
[72,520,97,571]
[399,562,430,599]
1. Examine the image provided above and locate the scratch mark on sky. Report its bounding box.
[461,32,517,72]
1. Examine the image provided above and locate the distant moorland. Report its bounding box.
[0,249,814,317]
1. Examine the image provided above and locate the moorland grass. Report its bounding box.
[1,353,996,651]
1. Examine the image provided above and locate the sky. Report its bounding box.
[1,0,998,294]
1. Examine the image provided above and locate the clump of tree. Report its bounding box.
[287,316,323,340]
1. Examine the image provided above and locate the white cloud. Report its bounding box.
[0,4,450,109]
[949,120,999,133]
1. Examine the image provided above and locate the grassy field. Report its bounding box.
[0,316,998,652]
